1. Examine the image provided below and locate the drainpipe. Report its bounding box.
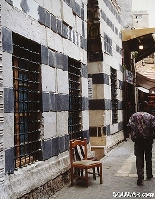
[131,51,138,112]
[133,57,138,112]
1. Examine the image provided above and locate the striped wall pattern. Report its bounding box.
[88,0,124,144]
[0,2,5,188]
[2,0,89,198]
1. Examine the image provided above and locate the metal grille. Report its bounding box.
[68,59,82,139]
[104,33,112,56]
[13,33,42,168]
[111,67,118,124]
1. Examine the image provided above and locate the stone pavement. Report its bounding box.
[51,139,155,199]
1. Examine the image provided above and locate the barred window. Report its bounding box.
[104,33,112,56]
[111,67,118,124]
[135,15,142,19]
[116,44,122,55]
[68,59,82,139]
[13,33,42,168]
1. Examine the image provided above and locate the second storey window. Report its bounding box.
[68,58,82,139]
[13,33,42,168]
[111,67,118,124]
[104,33,112,56]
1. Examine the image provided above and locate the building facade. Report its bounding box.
[0,0,128,198]
[87,0,124,158]
[132,11,149,29]
[1,0,88,198]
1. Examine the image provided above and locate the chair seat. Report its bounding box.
[73,159,101,166]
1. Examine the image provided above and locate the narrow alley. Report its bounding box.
[52,139,155,199]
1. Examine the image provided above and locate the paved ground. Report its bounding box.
[51,139,155,199]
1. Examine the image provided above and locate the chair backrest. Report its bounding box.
[70,138,87,165]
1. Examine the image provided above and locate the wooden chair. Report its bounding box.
[70,138,103,187]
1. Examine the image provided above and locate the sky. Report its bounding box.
[132,0,155,27]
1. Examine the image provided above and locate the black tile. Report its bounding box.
[82,21,85,37]
[89,99,111,110]
[20,0,29,13]
[55,94,69,111]
[55,52,63,70]
[41,45,48,65]
[49,50,55,68]
[72,30,75,44]
[82,97,89,111]
[92,73,104,84]
[4,88,14,113]
[42,92,50,112]
[49,92,56,111]
[41,139,52,160]
[52,137,59,156]
[89,99,104,110]
[118,122,123,131]
[81,8,84,20]
[45,10,50,28]
[56,19,62,35]
[68,27,72,41]
[81,64,88,78]
[2,27,13,54]
[51,15,57,32]
[75,2,81,17]
[65,134,70,151]
[66,0,70,6]
[59,136,65,153]
[63,54,68,71]
[70,0,75,11]
[38,6,45,25]
[98,127,101,137]
[62,23,68,39]
[5,148,14,174]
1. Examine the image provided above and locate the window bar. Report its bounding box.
[111,68,118,124]
[13,34,41,168]
[68,59,82,140]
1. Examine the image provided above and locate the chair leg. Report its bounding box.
[85,169,88,187]
[100,164,103,184]
[71,167,74,186]
[97,167,99,175]
[93,168,96,180]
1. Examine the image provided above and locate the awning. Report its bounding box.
[136,72,155,90]
[122,28,155,92]
[122,28,155,62]
[137,87,149,93]
[122,28,155,41]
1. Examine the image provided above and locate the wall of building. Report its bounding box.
[88,0,124,154]
[1,0,88,198]
[117,0,133,29]
[0,2,5,196]
[132,11,149,28]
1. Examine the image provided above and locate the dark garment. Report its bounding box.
[134,139,153,179]
[129,112,155,140]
